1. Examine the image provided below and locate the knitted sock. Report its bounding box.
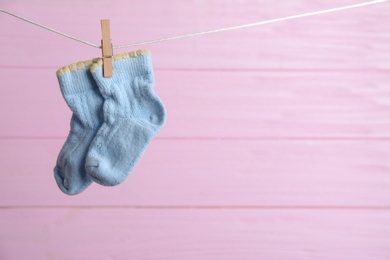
[54,59,103,195]
[85,50,166,186]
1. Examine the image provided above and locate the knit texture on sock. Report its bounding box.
[85,50,166,186]
[54,59,104,195]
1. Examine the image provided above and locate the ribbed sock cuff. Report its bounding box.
[90,50,152,78]
[57,59,98,96]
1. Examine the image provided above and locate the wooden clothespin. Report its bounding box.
[101,19,113,77]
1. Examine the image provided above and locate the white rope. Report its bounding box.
[0,8,100,48]
[1,0,388,50]
[115,0,389,48]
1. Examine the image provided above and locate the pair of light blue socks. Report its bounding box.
[54,50,166,195]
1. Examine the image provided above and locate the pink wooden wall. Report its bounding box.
[1,0,390,259]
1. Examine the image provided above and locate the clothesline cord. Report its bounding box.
[1,0,388,50]
[0,9,100,48]
[115,0,388,48]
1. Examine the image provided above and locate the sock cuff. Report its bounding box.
[90,49,151,74]
[57,61,98,96]
[57,59,94,77]
[56,49,151,96]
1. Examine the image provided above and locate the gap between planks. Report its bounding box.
[1,205,390,210]
[1,66,390,73]
[1,136,390,141]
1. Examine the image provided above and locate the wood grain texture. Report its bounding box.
[0,0,389,70]
[1,139,389,207]
[1,69,389,138]
[0,0,389,259]
[1,208,390,260]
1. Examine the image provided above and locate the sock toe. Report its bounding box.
[54,165,91,195]
[85,156,127,186]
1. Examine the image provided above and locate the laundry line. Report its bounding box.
[0,0,388,49]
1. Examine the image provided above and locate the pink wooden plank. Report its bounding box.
[1,208,389,259]
[1,1,389,257]
[1,0,389,70]
[1,69,390,138]
[1,139,389,206]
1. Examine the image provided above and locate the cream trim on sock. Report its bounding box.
[57,50,151,76]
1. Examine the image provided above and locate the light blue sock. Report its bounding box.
[54,60,104,195]
[85,50,166,186]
